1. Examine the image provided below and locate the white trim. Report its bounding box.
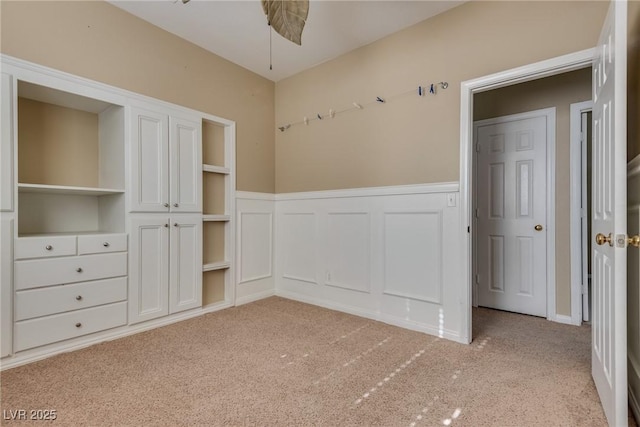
[0,301,233,371]
[472,108,557,322]
[275,290,462,343]
[629,154,640,178]
[236,191,277,201]
[237,211,273,284]
[460,48,595,343]
[570,101,593,326]
[235,289,275,306]
[551,314,576,326]
[276,182,458,201]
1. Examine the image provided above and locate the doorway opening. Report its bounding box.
[470,68,592,326]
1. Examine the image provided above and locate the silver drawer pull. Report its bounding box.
[173,203,179,208]
[76,295,83,301]
[45,245,53,251]
[75,323,82,328]
[76,267,83,273]
[174,223,178,227]
[164,203,169,208]
[103,242,110,247]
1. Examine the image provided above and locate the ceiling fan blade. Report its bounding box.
[262,0,309,46]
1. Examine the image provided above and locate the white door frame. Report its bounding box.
[472,108,556,319]
[570,100,594,325]
[459,48,595,344]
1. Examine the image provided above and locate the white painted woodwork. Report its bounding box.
[235,194,275,306]
[1,216,14,357]
[15,235,76,259]
[591,2,628,424]
[17,183,124,196]
[77,233,127,255]
[14,252,127,290]
[14,301,127,352]
[169,217,202,314]
[130,107,169,212]
[282,213,317,284]
[384,212,442,303]
[15,277,127,321]
[275,183,462,341]
[238,212,273,283]
[98,106,125,190]
[1,73,14,212]
[326,213,370,293]
[475,113,549,317]
[170,117,202,213]
[128,216,169,324]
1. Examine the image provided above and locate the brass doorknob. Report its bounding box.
[628,235,640,248]
[595,233,612,246]
[534,224,543,231]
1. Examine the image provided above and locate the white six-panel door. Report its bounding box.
[591,1,628,425]
[475,111,551,317]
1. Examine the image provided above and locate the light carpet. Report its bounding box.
[0,297,633,426]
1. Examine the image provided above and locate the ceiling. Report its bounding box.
[108,0,464,82]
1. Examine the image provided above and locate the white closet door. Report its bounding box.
[169,117,202,213]
[129,216,169,324]
[169,216,202,314]
[130,107,169,212]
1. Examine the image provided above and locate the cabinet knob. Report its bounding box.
[164,203,169,208]
[174,223,179,227]
[164,223,169,228]
[45,245,53,251]
[76,267,83,273]
[103,242,110,247]
[76,295,83,301]
[173,203,179,208]
[75,323,82,328]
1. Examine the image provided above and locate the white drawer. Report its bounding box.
[78,234,127,255]
[15,252,127,290]
[14,301,127,352]
[15,236,76,260]
[15,277,127,321]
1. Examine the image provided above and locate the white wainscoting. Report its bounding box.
[235,192,276,305]
[628,154,640,421]
[274,183,464,342]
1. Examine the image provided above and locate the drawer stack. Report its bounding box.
[13,234,128,352]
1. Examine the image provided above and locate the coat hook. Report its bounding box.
[329,109,335,118]
[439,82,449,89]
[278,124,291,132]
[376,96,385,103]
[317,113,323,120]
[304,116,309,125]
[418,86,423,96]
[353,102,363,109]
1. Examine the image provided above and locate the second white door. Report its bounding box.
[475,109,553,317]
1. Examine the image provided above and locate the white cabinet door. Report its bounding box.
[1,215,13,357]
[130,107,169,213]
[129,216,169,324]
[169,216,202,314]
[170,117,202,213]
[1,73,14,212]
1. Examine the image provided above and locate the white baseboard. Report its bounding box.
[276,290,463,344]
[549,314,580,326]
[235,289,275,306]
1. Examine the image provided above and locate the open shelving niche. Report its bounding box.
[16,80,125,237]
[201,118,235,308]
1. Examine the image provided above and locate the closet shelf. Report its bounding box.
[203,164,230,174]
[18,183,124,196]
[203,215,230,222]
[203,262,230,272]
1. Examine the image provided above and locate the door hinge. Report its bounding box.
[475,143,480,153]
[467,226,470,233]
[475,208,480,218]
[475,274,480,284]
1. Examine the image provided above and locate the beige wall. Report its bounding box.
[275,1,608,193]
[0,1,275,193]
[474,69,592,318]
